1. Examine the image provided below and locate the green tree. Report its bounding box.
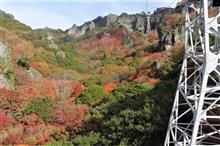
[77,81,104,105]
[25,97,53,122]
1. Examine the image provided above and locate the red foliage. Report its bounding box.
[79,27,129,55]
[20,114,44,126]
[0,88,20,99]
[52,99,88,132]
[103,83,118,96]
[0,114,11,130]
[17,78,84,100]
[5,134,17,144]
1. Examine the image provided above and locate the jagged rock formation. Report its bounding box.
[157,26,184,50]
[0,40,15,89]
[40,7,184,51]
[64,7,184,48]
[66,11,149,39]
[67,21,96,38]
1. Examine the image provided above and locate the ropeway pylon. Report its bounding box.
[146,11,151,34]
[165,0,220,145]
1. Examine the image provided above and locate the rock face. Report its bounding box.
[155,7,185,50]
[117,13,137,32]
[157,26,184,50]
[65,6,185,51]
[66,12,148,39]
[150,7,175,29]
[67,21,96,38]
[0,40,15,89]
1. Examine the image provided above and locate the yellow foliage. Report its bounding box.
[100,64,136,84]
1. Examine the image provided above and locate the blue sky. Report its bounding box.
[1,0,177,30]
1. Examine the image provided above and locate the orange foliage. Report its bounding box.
[70,83,85,97]
[31,61,50,76]
[17,78,84,100]
[133,75,160,85]
[143,51,167,64]
[0,30,36,61]
[148,30,159,42]
[103,83,118,96]
[165,13,184,27]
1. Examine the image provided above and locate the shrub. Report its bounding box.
[5,70,14,80]
[99,64,136,84]
[107,83,154,105]
[73,132,100,146]
[77,82,104,105]
[17,56,31,70]
[77,83,158,146]
[25,97,53,122]
[46,140,73,146]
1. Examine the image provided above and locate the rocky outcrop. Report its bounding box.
[0,40,15,89]
[117,13,137,32]
[93,14,118,27]
[65,6,185,50]
[66,21,95,38]
[66,11,149,39]
[150,7,175,29]
[155,7,185,50]
[157,27,184,50]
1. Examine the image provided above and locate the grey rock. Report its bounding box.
[49,40,58,49]
[0,40,15,89]
[135,15,146,33]
[56,50,66,59]
[0,74,9,88]
[117,13,136,32]
[150,7,175,29]
[157,24,184,51]
[27,68,42,78]
[105,14,118,26]
[67,21,96,38]
[65,7,184,41]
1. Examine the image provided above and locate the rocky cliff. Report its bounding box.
[65,11,150,39]
[65,7,184,51]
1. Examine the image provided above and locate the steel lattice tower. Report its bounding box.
[165,0,220,145]
[146,11,151,35]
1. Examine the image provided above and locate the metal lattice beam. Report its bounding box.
[164,0,220,145]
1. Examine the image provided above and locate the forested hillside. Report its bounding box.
[0,5,184,145]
